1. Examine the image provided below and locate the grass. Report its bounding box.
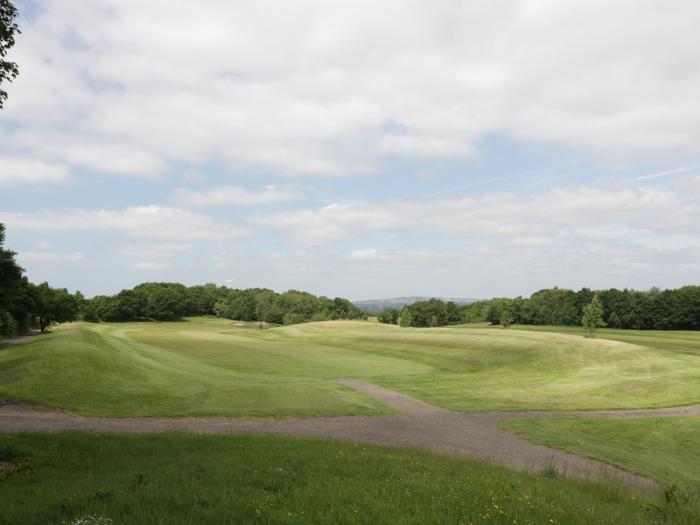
[500,416,700,490]
[478,324,700,356]
[1,317,700,416]
[1,432,698,525]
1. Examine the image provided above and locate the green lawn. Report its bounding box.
[1,318,700,416]
[500,416,700,490]
[478,324,700,356]
[1,432,697,525]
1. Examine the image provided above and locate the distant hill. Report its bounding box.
[353,296,477,313]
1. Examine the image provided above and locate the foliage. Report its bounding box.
[82,283,366,325]
[0,223,23,336]
[0,224,81,336]
[460,285,700,331]
[499,306,514,328]
[32,282,81,332]
[377,307,400,324]
[0,0,19,108]
[2,433,697,525]
[399,299,462,327]
[581,294,606,337]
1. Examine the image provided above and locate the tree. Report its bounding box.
[607,311,621,329]
[0,0,20,109]
[377,307,399,324]
[32,283,80,332]
[0,223,23,308]
[581,294,606,337]
[500,307,514,328]
[0,223,23,336]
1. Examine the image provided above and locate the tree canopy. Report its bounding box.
[0,0,20,109]
[82,283,366,325]
[581,294,606,337]
[461,286,700,331]
[1,224,82,335]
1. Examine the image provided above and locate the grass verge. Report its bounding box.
[500,416,700,490]
[1,432,698,525]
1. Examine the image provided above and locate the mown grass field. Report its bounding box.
[1,432,698,525]
[500,416,700,490]
[1,318,700,416]
[483,324,700,356]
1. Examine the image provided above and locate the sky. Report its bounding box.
[1,0,699,300]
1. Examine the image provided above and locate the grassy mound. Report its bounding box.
[1,318,699,416]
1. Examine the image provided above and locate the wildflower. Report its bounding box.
[65,516,113,525]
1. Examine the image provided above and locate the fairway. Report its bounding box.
[2,318,700,416]
[480,324,700,357]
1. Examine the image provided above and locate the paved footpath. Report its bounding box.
[3,375,699,489]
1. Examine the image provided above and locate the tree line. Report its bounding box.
[84,283,367,325]
[1,223,366,336]
[0,224,82,336]
[378,286,700,330]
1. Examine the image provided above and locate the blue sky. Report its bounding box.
[1,1,699,300]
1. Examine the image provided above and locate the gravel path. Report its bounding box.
[3,331,697,488]
[3,378,697,489]
[0,331,39,348]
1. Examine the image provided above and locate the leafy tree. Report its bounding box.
[500,307,514,328]
[283,312,306,325]
[581,294,606,337]
[377,307,399,324]
[0,0,20,109]
[0,223,23,336]
[445,301,463,325]
[0,224,22,310]
[9,276,36,333]
[310,312,328,322]
[607,311,621,329]
[135,283,188,321]
[400,298,448,327]
[32,283,80,332]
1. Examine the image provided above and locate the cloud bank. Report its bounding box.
[3,0,700,178]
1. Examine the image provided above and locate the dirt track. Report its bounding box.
[3,378,699,489]
[0,331,39,348]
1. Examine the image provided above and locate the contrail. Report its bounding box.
[429,170,532,197]
[636,164,699,181]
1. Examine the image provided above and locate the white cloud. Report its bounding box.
[675,176,700,193]
[377,134,476,158]
[117,242,192,259]
[349,248,383,261]
[3,1,700,178]
[131,262,175,271]
[252,183,699,247]
[19,251,85,263]
[0,206,248,241]
[0,158,71,186]
[170,185,302,207]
